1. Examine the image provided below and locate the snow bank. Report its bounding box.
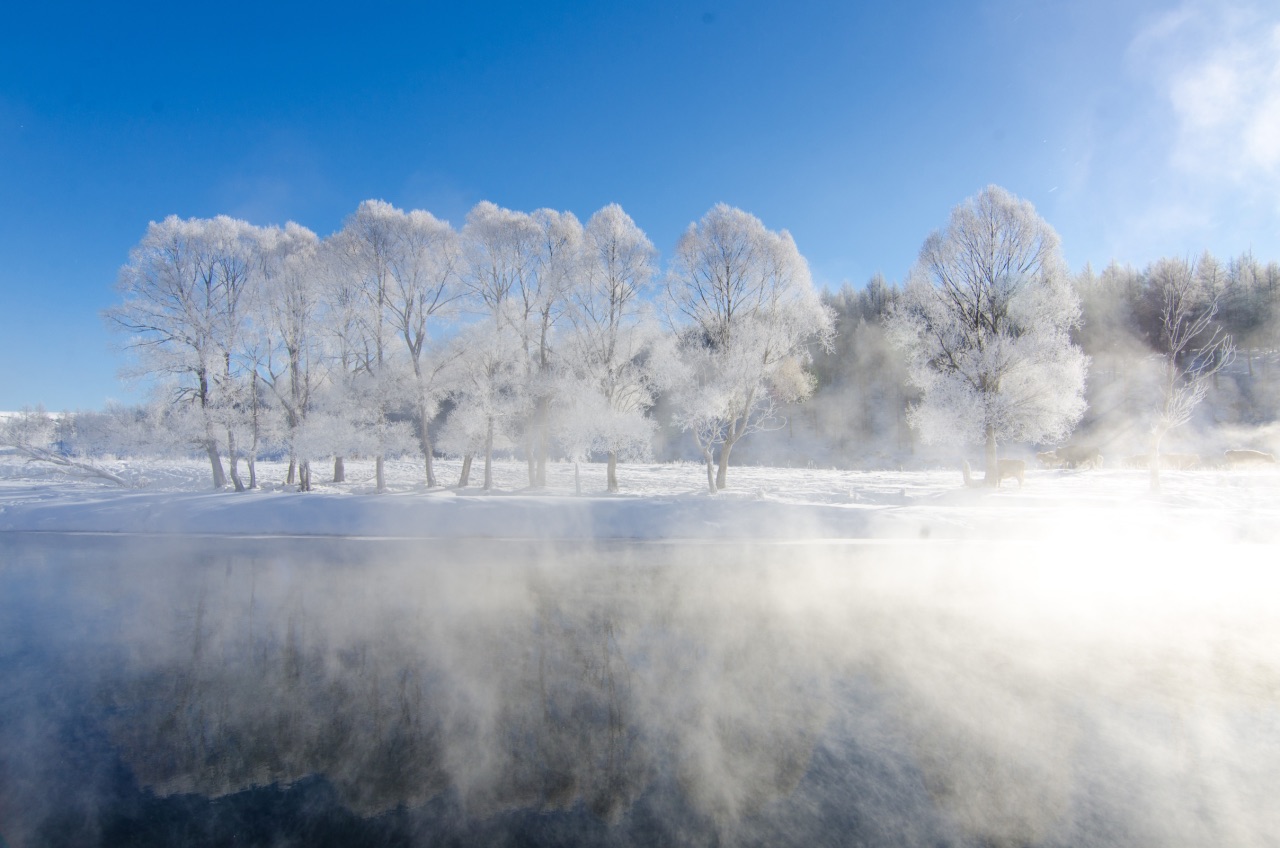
[1,455,1278,543]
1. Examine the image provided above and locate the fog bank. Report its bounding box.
[2,534,1278,846]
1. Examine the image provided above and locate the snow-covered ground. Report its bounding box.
[2,451,1277,543]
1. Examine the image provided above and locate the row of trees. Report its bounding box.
[105,201,833,493]
[17,186,1258,493]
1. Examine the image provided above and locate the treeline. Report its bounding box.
[785,251,1280,469]
[84,200,829,493]
[10,196,1276,490]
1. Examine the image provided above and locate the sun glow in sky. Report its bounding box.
[1,0,1277,410]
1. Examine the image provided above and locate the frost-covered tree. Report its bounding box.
[313,233,370,484]
[458,201,543,487]
[456,201,584,486]
[1143,256,1233,491]
[550,381,610,494]
[1,407,130,485]
[665,204,833,492]
[246,222,325,489]
[376,203,464,487]
[107,215,260,490]
[1220,252,1279,376]
[805,277,913,466]
[56,402,163,460]
[200,216,259,491]
[561,204,668,491]
[524,208,583,486]
[331,202,396,490]
[331,200,445,492]
[886,186,1087,484]
[440,321,525,489]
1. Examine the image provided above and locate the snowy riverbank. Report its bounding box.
[2,454,1278,543]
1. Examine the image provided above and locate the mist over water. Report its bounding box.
[2,533,1279,846]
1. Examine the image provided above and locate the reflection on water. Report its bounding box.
[2,533,1279,846]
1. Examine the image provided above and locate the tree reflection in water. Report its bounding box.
[95,541,829,830]
[4,534,1279,847]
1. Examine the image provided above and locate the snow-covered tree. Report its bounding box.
[524,208,583,486]
[330,200,438,492]
[246,222,325,489]
[1143,256,1233,491]
[436,398,489,488]
[377,203,464,487]
[1220,251,1278,376]
[804,278,914,466]
[886,185,1087,484]
[561,203,667,491]
[107,215,260,490]
[665,204,833,492]
[550,381,611,495]
[456,201,584,486]
[58,402,163,460]
[313,233,370,484]
[458,201,543,487]
[202,216,259,491]
[440,320,525,490]
[1,407,130,486]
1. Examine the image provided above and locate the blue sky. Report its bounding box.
[2,0,1277,410]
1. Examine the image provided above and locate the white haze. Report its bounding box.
[1,455,1279,845]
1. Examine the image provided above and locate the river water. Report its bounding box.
[2,532,1278,846]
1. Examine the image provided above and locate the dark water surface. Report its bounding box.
[2,532,1278,847]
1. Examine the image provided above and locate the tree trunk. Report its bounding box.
[299,459,311,493]
[420,426,437,488]
[198,370,225,489]
[574,460,581,495]
[484,420,495,491]
[287,458,296,486]
[418,400,437,488]
[333,456,346,483]
[227,429,245,492]
[983,427,998,487]
[606,451,618,493]
[536,398,549,487]
[526,441,536,487]
[459,454,473,487]
[703,448,717,494]
[375,455,386,493]
[249,372,261,489]
[205,441,227,489]
[715,439,736,491]
[898,396,912,452]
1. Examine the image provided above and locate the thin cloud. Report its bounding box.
[1133,1,1280,182]
[1072,0,1280,265]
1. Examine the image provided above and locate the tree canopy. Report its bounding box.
[886,186,1087,483]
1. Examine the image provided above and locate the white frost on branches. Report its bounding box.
[102,199,838,494]
[665,204,833,492]
[886,186,1087,483]
[559,203,671,491]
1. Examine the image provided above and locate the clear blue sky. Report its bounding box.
[2,0,1277,410]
